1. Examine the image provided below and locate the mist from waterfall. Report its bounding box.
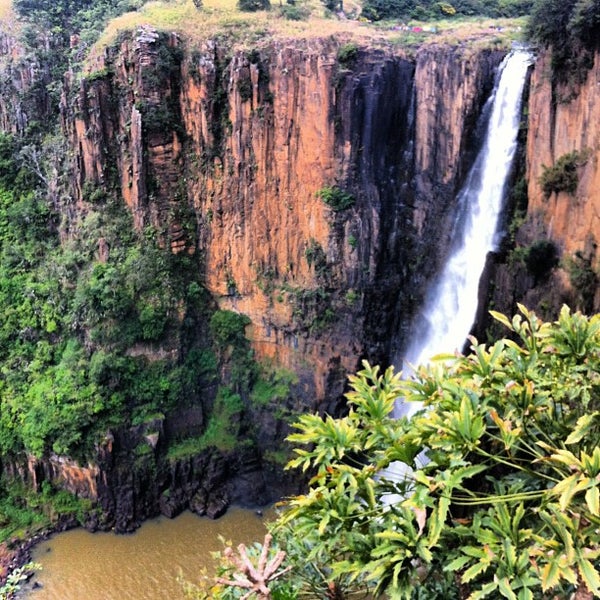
[396,48,532,419]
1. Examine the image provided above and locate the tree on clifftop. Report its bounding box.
[528,0,600,81]
[199,305,600,599]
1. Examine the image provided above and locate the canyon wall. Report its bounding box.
[0,18,520,529]
[66,31,504,401]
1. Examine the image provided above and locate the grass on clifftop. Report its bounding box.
[92,0,525,52]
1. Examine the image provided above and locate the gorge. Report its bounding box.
[0,0,599,582]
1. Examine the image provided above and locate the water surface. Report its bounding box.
[28,508,271,600]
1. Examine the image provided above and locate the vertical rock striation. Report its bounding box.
[65,33,505,405]
[0,24,511,527]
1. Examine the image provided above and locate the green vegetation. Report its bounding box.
[250,365,299,407]
[210,310,251,349]
[167,386,243,458]
[540,150,588,197]
[0,145,214,461]
[0,563,40,600]
[200,306,600,599]
[528,0,600,77]
[344,288,359,305]
[361,0,532,21]
[11,0,150,139]
[303,238,327,277]
[0,480,91,543]
[523,238,559,281]
[210,309,258,393]
[278,2,311,20]
[336,42,359,67]
[566,250,598,314]
[316,186,355,212]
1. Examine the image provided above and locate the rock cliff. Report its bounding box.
[66,32,504,400]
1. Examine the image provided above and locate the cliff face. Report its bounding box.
[66,32,504,403]
[526,50,600,254]
[488,49,600,321]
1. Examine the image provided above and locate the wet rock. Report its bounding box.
[206,490,230,520]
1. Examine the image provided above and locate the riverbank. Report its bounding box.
[0,514,80,592]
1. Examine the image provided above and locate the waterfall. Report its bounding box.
[396,48,532,419]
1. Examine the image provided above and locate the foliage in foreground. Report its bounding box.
[200,305,600,599]
[0,562,40,600]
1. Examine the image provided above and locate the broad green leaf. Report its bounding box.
[445,555,472,572]
[469,581,498,600]
[585,486,600,516]
[317,512,330,536]
[551,473,580,511]
[462,560,491,583]
[502,538,517,570]
[496,576,518,600]
[517,587,533,600]
[565,412,600,445]
[541,560,560,591]
[490,310,513,331]
[428,494,450,546]
[578,558,600,596]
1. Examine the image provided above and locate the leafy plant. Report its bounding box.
[209,306,600,599]
[168,386,243,458]
[540,150,587,197]
[250,366,298,407]
[316,186,355,212]
[304,239,327,276]
[528,0,599,80]
[210,311,252,350]
[337,43,359,68]
[0,562,41,600]
[566,250,598,313]
[278,3,310,20]
[524,238,559,281]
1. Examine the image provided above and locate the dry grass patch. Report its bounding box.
[0,0,14,23]
[93,0,395,52]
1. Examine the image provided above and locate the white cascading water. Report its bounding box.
[395,48,532,420]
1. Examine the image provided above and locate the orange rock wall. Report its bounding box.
[526,50,600,257]
[518,49,600,311]
[65,33,505,403]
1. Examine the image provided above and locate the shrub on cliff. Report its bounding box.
[524,238,559,282]
[316,186,355,211]
[539,150,588,197]
[202,306,600,599]
[566,250,598,315]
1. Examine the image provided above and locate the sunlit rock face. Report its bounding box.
[0,23,511,527]
[66,34,504,402]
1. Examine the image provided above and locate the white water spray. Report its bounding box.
[395,49,532,419]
